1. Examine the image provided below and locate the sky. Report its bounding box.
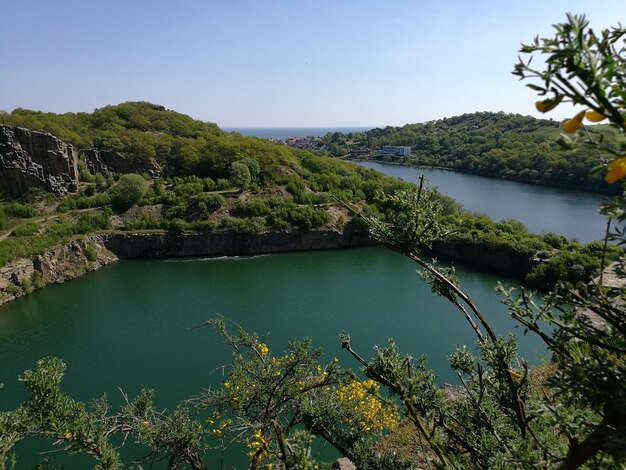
[1,0,624,128]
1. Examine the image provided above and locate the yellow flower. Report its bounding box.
[257,342,269,356]
[212,428,222,437]
[605,157,626,183]
[63,431,72,439]
[143,421,149,426]
[562,111,585,133]
[535,98,560,113]
[585,110,606,122]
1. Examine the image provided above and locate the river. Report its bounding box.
[358,161,610,244]
[0,162,611,467]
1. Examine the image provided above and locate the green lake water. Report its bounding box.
[0,247,546,467]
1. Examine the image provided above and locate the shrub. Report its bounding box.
[85,243,98,262]
[2,202,38,218]
[11,221,39,237]
[111,173,148,210]
[192,193,224,212]
[5,281,23,296]
[31,270,46,290]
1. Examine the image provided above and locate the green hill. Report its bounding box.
[322,111,623,193]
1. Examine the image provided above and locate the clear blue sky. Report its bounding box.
[1,1,624,127]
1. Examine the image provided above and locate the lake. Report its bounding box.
[0,248,545,467]
[359,161,610,244]
[0,161,611,467]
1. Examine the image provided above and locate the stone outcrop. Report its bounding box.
[331,458,356,470]
[100,229,374,259]
[431,239,537,277]
[0,125,79,199]
[0,259,35,292]
[34,236,118,284]
[81,148,162,177]
[0,237,118,305]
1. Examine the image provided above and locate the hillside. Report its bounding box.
[321,112,623,193]
[0,102,412,267]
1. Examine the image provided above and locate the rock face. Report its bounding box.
[0,237,118,305]
[81,148,162,177]
[100,229,374,259]
[34,236,118,284]
[331,458,357,470]
[0,125,79,199]
[431,239,537,277]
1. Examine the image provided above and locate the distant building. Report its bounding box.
[376,146,411,157]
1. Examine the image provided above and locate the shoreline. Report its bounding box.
[0,227,538,309]
[352,158,616,196]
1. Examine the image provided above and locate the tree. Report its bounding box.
[111,173,148,210]
[230,161,251,189]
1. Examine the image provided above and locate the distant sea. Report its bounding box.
[222,127,373,139]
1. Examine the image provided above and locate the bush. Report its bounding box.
[230,162,251,188]
[235,199,269,217]
[192,193,224,212]
[31,271,46,290]
[94,173,107,187]
[77,161,95,182]
[2,202,38,218]
[74,211,111,233]
[111,173,148,210]
[219,216,266,233]
[11,221,39,237]
[85,243,98,262]
[187,220,218,232]
[5,281,23,296]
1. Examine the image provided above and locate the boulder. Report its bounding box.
[331,458,357,470]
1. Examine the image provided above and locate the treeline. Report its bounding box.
[322,112,622,193]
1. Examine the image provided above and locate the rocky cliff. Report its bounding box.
[431,239,537,277]
[0,125,79,199]
[0,237,118,305]
[0,228,540,308]
[99,229,374,259]
[81,148,162,177]
[0,229,373,307]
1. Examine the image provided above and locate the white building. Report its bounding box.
[376,146,411,157]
